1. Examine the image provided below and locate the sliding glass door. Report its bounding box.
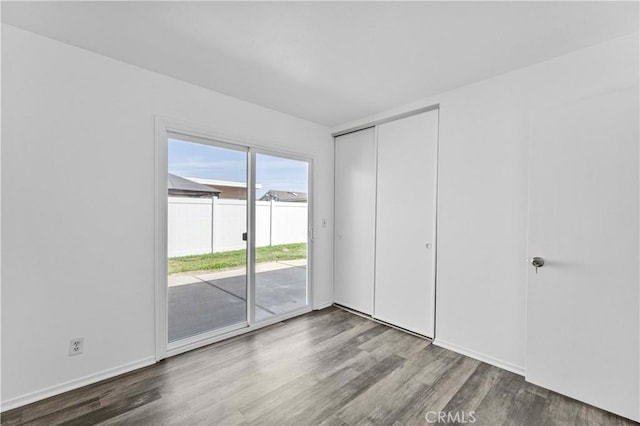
[254,153,309,320]
[164,133,311,349]
[167,137,249,342]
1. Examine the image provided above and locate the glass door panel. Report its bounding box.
[167,137,248,342]
[254,153,309,320]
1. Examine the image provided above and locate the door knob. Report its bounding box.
[531,257,544,273]
[531,257,544,268]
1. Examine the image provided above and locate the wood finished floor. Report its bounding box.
[1,307,636,426]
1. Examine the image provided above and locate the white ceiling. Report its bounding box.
[2,1,638,127]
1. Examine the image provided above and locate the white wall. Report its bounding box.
[333,34,639,374]
[1,25,334,408]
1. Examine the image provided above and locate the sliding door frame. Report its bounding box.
[154,116,314,360]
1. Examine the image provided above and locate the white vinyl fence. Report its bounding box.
[168,197,308,257]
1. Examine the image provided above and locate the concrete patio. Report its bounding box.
[168,260,307,342]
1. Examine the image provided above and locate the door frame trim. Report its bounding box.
[154,115,314,361]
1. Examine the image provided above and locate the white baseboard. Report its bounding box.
[313,301,333,310]
[0,356,156,412]
[433,338,525,376]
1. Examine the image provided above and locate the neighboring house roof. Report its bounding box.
[185,177,262,189]
[168,173,221,197]
[260,190,307,202]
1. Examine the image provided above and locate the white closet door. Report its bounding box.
[334,128,376,314]
[375,110,438,337]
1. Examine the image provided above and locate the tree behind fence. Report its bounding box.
[167,197,308,257]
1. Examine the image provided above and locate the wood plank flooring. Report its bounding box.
[1,307,636,425]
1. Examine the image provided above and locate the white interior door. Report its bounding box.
[334,128,376,314]
[374,110,438,337]
[526,87,639,421]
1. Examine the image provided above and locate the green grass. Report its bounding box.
[169,243,307,274]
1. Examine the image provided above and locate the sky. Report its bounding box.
[168,139,308,198]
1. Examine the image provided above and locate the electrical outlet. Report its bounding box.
[69,338,84,356]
